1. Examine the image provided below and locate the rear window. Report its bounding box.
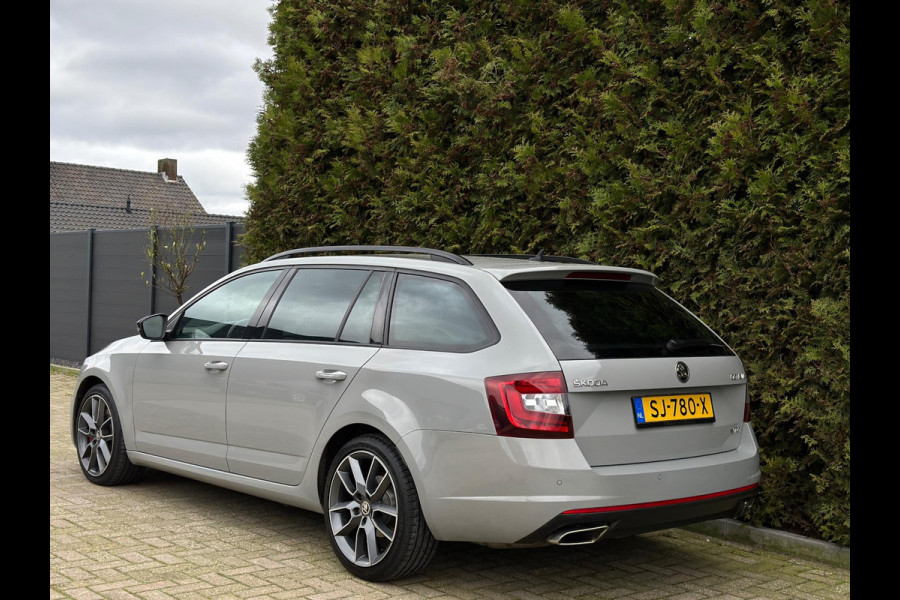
[505,280,733,360]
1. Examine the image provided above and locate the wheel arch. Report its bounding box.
[316,423,387,506]
[70,375,107,444]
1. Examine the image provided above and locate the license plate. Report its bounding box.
[632,393,715,427]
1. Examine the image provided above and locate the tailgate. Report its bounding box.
[560,356,747,466]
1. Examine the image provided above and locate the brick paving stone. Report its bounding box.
[817,585,851,600]
[50,372,849,599]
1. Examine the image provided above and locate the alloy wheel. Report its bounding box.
[327,450,399,567]
[76,393,115,477]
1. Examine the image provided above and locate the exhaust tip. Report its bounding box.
[547,524,609,546]
[735,496,756,519]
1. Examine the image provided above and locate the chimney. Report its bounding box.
[158,158,178,181]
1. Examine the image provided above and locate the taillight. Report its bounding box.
[485,372,573,438]
[743,384,751,423]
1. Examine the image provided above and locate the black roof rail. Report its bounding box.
[262,245,473,265]
[465,253,596,265]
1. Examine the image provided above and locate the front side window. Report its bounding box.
[263,268,370,341]
[172,270,281,339]
[388,274,495,352]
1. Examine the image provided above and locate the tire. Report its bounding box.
[74,383,144,486]
[324,434,438,581]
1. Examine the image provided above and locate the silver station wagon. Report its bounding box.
[72,246,760,581]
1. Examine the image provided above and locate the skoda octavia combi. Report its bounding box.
[72,246,760,581]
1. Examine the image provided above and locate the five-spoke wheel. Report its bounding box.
[328,449,398,567]
[73,383,144,486]
[324,434,437,581]
[76,391,115,477]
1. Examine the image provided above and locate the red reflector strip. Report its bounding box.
[561,483,759,515]
[565,271,631,281]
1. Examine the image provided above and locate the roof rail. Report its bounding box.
[262,245,473,265]
[465,253,596,265]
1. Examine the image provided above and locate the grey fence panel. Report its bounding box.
[153,288,182,317]
[89,230,153,355]
[49,231,90,363]
[50,222,246,364]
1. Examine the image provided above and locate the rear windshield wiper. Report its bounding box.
[664,338,726,355]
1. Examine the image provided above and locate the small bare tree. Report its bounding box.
[143,208,207,305]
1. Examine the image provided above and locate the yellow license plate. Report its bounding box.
[632,393,715,427]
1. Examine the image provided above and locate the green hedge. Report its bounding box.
[245,0,850,545]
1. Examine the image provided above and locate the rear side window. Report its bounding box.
[264,269,369,341]
[339,272,386,344]
[505,280,733,359]
[388,274,496,352]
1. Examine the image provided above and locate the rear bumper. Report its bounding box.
[515,483,758,544]
[397,422,760,545]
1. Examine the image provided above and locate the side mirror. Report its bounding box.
[137,314,168,340]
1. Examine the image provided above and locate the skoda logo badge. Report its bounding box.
[676,361,690,383]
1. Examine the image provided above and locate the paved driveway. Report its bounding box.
[50,372,849,599]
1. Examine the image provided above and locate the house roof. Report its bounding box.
[49,201,239,232]
[50,161,242,232]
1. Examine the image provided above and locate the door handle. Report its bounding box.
[204,361,229,372]
[316,369,347,383]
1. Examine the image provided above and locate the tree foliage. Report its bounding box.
[143,209,207,305]
[245,0,850,545]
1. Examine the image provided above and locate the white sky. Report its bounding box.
[50,0,275,217]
